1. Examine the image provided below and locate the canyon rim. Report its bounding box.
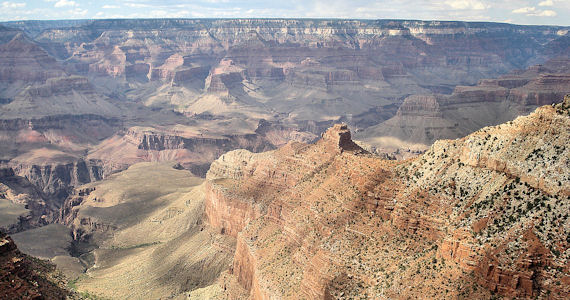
[0,11,568,300]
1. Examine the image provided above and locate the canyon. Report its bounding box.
[199,97,569,299]
[47,97,570,299]
[0,18,568,299]
[357,57,570,152]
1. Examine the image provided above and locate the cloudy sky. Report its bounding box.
[1,0,569,25]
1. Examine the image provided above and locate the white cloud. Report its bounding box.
[445,0,487,10]
[102,5,120,9]
[538,0,553,7]
[512,6,557,17]
[125,3,151,8]
[54,0,76,8]
[512,7,536,14]
[68,8,87,16]
[2,1,25,8]
[535,9,557,16]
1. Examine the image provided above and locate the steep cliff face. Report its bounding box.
[0,167,48,232]
[88,121,317,177]
[203,98,569,299]
[10,158,103,200]
[362,94,458,147]
[0,114,120,231]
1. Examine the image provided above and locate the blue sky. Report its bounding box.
[1,0,569,25]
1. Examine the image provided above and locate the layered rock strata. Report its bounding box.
[204,98,569,299]
[358,57,570,150]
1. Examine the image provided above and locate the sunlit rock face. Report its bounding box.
[0,19,569,299]
[204,98,569,299]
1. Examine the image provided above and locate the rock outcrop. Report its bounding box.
[0,33,65,83]
[0,165,56,231]
[203,99,569,299]
[88,122,317,177]
[0,232,70,299]
[10,158,103,200]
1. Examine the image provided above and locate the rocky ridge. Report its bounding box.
[0,232,70,299]
[87,121,315,177]
[202,97,570,299]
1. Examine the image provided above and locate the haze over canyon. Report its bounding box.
[0,18,568,299]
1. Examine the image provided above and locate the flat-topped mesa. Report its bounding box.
[319,123,365,153]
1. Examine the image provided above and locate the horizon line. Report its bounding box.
[1,17,569,28]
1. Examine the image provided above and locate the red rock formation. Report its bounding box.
[205,180,260,237]
[0,232,69,299]
[89,125,278,177]
[150,53,209,84]
[395,95,442,117]
[204,99,569,299]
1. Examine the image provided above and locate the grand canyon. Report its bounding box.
[0,18,568,299]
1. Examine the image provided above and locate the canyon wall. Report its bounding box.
[0,19,568,298]
[358,56,570,151]
[203,98,570,299]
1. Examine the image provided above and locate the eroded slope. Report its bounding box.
[58,162,235,299]
[203,98,570,299]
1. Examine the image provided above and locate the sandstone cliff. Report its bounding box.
[88,121,316,177]
[203,98,569,299]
